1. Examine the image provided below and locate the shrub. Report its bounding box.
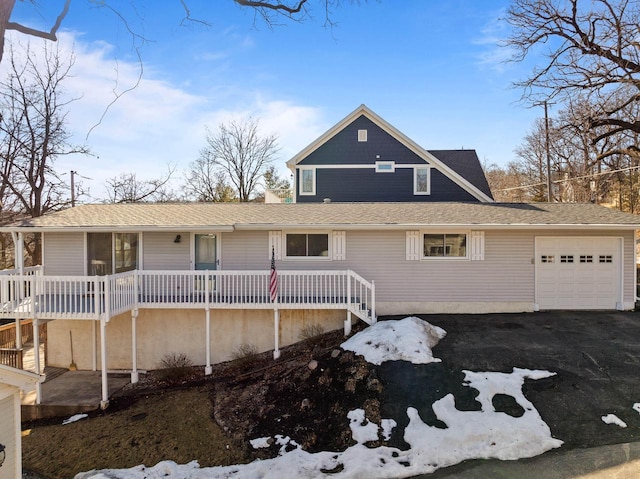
[156,352,194,383]
[299,323,325,341]
[230,343,259,365]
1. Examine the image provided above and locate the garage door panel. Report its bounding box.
[536,236,621,310]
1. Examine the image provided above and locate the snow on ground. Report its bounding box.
[62,413,88,425]
[341,316,446,365]
[75,317,563,479]
[602,414,627,428]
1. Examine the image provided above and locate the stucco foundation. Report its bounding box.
[46,308,347,371]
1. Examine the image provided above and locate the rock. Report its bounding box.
[331,349,341,358]
[308,359,318,370]
[301,398,311,409]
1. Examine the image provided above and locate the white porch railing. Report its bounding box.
[0,269,376,324]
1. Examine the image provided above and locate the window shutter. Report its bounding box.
[332,231,346,260]
[268,231,282,260]
[406,231,420,261]
[470,231,485,261]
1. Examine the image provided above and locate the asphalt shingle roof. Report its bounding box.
[428,150,494,200]
[2,202,638,231]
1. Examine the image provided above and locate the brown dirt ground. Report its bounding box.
[21,324,380,479]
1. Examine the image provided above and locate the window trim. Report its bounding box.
[298,167,316,196]
[413,166,431,195]
[420,231,469,260]
[283,231,331,260]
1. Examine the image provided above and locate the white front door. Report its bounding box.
[535,237,622,310]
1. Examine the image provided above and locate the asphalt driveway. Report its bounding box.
[379,310,640,478]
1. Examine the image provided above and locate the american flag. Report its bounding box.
[269,246,278,303]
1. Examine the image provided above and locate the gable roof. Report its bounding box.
[2,202,638,232]
[286,104,494,203]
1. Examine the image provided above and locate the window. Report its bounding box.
[299,168,315,195]
[358,129,367,142]
[87,232,139,275]
[599,255,613,263]
[580,255,593,263]
[414,167,430,195]
[286,233,329,258]
[375,161,395,173]
[115,233,138,273]
[560,255,574,263]
[423,233,467,258]
[541,255,554,263]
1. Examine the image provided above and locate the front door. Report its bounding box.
[194,234,218,292]
[195,234,218,271]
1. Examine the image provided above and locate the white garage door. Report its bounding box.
[535,237,622,310]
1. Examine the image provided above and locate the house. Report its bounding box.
[0,105,638,407]
[0,365,43,477]
[286,104,494,203]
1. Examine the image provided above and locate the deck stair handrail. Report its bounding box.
[0,269,376,324]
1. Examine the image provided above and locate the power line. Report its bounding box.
[494,164,640,192]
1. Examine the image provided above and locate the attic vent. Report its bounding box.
[358,129,367,142]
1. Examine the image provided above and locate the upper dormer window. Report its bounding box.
[414,167,431,195]
[299,168,316,196]
[358,129,367,142]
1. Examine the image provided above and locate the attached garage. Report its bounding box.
[535,237,623,310]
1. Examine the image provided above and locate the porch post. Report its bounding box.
[205,308,212,375]
[15,318,21,349]
[32,319,42,404]
[92,321,97,371]
[100,316,109,409]
[273,307,280,360]
[345,272,352,336]
[131,308,139,383]
[344,311,352,336]
[11,232,24,274]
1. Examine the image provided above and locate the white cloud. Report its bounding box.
[1,30,325,201]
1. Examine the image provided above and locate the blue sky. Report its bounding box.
[9,1,542,200]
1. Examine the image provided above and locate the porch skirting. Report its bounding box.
[45,308,346,372]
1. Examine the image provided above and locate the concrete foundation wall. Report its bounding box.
[46,308,347,371]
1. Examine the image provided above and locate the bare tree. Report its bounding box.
[184,166,238,203]
[505,0,640,161]
[104,166,177,203]
[0,40,89,263]
[195,118,280,202]
[1,1,350,62]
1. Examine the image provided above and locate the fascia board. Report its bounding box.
[233,223,639,231]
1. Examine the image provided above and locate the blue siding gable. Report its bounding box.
[295,115,484,203]
[299,116,425,166]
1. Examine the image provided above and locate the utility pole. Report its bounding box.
[543,101,553,202]
[70,170,77,207]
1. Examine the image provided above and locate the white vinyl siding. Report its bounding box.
[0,391,17,476]
[43,232,84,275]
[143,232,190,270]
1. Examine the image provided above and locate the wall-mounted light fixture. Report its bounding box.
[174,234,181,244]
[0,443,6,467]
